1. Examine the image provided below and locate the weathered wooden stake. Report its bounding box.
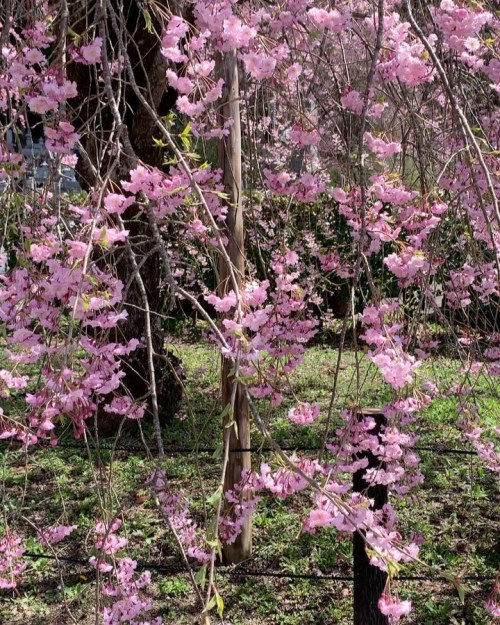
[217,48,252,563]
[353,408,389,625]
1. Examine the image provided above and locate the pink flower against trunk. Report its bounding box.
[27,95,57,115]
[176,95,205,117]
[79,37,102,64]
[242,52,276,80]
[378,594,412,621]
[165,69,194,95]
[45,121,80,153]
[205,291,237,312]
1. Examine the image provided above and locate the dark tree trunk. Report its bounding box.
[62,0,185,433]
[353,409,389,625]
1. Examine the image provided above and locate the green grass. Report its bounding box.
[0,339,498,624]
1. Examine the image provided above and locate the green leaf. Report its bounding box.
[167,186,188,194]
[387,560,402,578]
[206,487,222,507]
[180,122,191,139]
[442,572,467,604]
[220,404,232,419]
[204,594,217,613]
[195,564,207,590]
[143,9,153,33]
[228,419,239,439]
[164,157,178,166]
[206,538,223,561]
[179,123,191,149]
[163,111,176,127]
[456,582,466,605]
[211,441,223,459]
[212,190,230,200]
[68,27,81,43]
[216,591,224,617]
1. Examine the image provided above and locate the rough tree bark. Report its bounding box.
[63,0,184,433]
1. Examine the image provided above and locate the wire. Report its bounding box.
[20,552,495,583]
[0,439,478,457]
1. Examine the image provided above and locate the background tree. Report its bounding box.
[64,0,187,430]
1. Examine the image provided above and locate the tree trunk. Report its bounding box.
[353,409,389,625]
[217,49,252,563]
[64,0,184,434]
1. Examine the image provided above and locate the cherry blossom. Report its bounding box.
[78,37,103,65]
[378,594,412,621]
[288,402,320,425]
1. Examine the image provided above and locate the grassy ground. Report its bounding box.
[0,333,499,624]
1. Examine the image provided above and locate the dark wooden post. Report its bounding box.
[353,408,388,625]
[217,48,252,563]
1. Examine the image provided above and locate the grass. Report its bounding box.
[0,334,499,624]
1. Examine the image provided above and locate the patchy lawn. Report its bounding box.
[0,339,498,624]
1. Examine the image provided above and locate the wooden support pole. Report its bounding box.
[353,408,388,625]
[217,48,252,563]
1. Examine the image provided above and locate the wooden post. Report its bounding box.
[217,48,252,563]
[353,409,388,625]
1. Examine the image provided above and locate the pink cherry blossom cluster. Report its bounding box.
[205,251,318,404]
[378,593,412,622]
[376,13,436,86]
[148,470,210,563]
[307,7,351,33]
[245,458,321,500]
[160,15,226,119]
[37,523,77,547]
[0,145,25,183]
[458,400,500,474]
[89,519,162,625]
[288,402,320,425]
[0,0,499,620]
[364,132,401,159]
[0,533,27,589]
[433,0,491,69]
[335,186,402,257]
[0,196,147,442]
[327,404,424,497]
[71,37,103,65]
[360,304,420,390]
[263,168,326,202]
[44,121,80,154]
[289,125,321,148]
[220,473,260,546]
